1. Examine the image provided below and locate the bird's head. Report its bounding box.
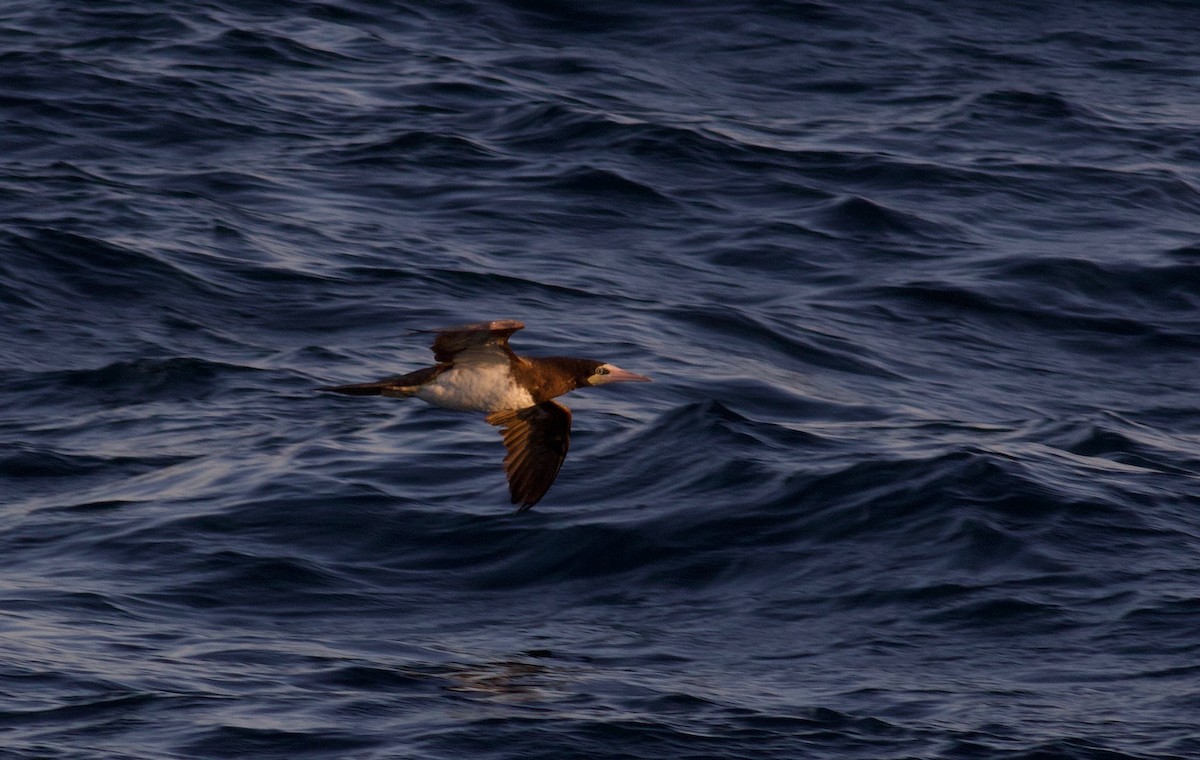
[585,362,652,386]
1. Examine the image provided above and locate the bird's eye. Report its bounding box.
[597,367,609,375]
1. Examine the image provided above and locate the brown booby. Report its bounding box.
[320,320,651,511]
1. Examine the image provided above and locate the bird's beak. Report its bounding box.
[605,366,652,383]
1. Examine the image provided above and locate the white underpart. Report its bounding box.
[416,362,535,412]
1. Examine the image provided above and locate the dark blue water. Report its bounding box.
[4,1,1200,757]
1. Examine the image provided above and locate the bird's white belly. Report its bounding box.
[416,364,535,412]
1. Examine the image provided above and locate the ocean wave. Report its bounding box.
[2,227,219,307]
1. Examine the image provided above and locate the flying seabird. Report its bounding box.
[320,320,651,510]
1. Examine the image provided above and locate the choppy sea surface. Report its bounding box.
[4,1,1200,758]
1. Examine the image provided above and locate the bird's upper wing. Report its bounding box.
[421,320,524,364]
[486,400,572,511]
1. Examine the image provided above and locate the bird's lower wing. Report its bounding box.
[486,400,572,511]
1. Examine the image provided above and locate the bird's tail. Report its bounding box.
[319,367,439,398]
[319,381,387,396]
[319,381,415,397]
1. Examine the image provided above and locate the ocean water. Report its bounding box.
[3,1,1200,758]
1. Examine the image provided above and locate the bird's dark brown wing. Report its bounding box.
[422,320,524,363]
[486,400,572,511]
